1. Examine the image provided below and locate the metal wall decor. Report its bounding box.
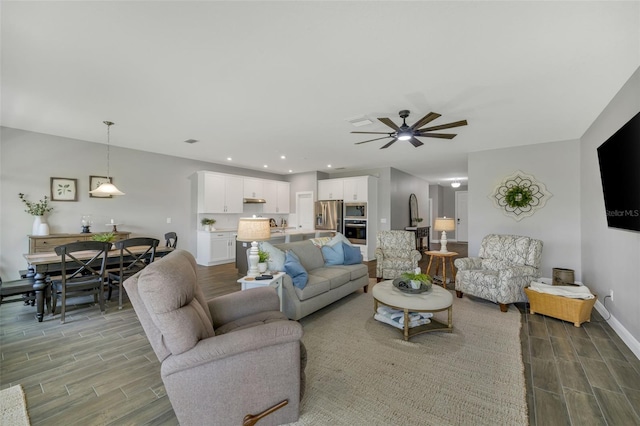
[490,170,552,221]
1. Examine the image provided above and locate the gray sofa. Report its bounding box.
[273,239,370,320]
[124,249,304,425]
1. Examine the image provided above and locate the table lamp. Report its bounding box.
[434,217,455,253]
[237,217,271,277]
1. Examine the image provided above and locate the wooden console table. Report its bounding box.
[405,226,430,252]
[28,232,131,254]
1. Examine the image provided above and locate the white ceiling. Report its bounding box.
[2,1,639,184]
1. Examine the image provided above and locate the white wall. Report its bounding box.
[580,67,640,346]
[0,127,293,280]
[468,139,582,280]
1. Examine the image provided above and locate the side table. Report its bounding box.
[237,272,285,311]
[425,251,458,289]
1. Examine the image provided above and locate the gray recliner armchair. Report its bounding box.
[124,249,304,425]
[454,234,543,312]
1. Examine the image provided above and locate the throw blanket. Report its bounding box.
[529,281,594,299]
[374,306,433,329]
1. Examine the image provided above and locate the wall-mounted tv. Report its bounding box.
[597,111,640,232]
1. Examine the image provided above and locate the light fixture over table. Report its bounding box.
[89,121,125,196]
[434,217,456,253]
[237,217,271,277]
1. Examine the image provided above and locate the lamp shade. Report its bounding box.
[89,182,125,196]
[237,217,271,242]
[434,217,455,232]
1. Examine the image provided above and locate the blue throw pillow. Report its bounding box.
[343,242,363,265]
[322,243,344,265]
[284,250,308,289]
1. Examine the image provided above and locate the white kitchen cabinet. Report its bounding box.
[343,176,369,201]
[318,179,344,200]
[196,231,237,266]
[264,181,290,214]
[243,178,264,199]
[197,171,243,213]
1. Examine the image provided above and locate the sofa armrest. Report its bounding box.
[454,257,483,270]
[161,319,303,377]
[208,286,280,328]
[499,265,539,279]
[410,249,422,262]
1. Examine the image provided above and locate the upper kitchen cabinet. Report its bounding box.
[343,176,369,201]
[264,181,290,214]
[243,178,264,200]
[197,171,243,213]
[318,179,344,200]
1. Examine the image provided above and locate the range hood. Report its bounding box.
[243,197,267,204]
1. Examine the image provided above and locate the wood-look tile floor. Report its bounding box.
[1,242,638,425]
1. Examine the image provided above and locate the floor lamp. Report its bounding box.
[434,217,456,253]
[237,217,271,277]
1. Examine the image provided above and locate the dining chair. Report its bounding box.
[107,237,160,309]
[164,232,178,248]
[51,241,111,324]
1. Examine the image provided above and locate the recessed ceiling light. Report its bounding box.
[289,170,293,173]
[263,165,268,168]
[347,116,373,127]
[280,155,286,159]
[327,164,332,168]
[184,139,198,144]
[227,157,232,161]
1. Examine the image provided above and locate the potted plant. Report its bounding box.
[201,218,216,231]
[401,271,432,290]
[258,249,270,273]
[19,193,54,236]
[92,232,116,249]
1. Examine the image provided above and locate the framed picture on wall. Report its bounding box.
[89,175,112,198]
[50,177,78,201]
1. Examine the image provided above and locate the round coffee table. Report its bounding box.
[372,280,453,341]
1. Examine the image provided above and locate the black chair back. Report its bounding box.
[164,232,178,248]
[108,237,160,309]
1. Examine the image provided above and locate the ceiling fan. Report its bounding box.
[353,110,468,149]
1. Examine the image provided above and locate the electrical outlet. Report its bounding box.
[609,289,613,301]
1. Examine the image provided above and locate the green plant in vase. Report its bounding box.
[201,218,216,231]
[401,271,432,290]
[91,232,116,243]
[258,249,270,273]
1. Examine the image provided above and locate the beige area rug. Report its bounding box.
[289,284,527,426]
[0,384,31,426]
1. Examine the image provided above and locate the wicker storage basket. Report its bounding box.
[524,287,597,327]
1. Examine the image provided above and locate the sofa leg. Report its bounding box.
[456,290,463,298]
[243,400,288,426]
[363,284,369,293]
[499,303,509,312]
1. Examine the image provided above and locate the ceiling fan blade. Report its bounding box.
[377,117,400,131]
[414,132,457,139]
[418,119,468,132]
[355,135,394,145]
[408,137,424,148]
[410,112,441,130]
[351,131,393,135]
[380,138,398,149]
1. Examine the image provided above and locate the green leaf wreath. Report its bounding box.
[504,185,533,208]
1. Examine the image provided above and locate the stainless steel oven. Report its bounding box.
[344,220,367,245]
[344,202,366,220]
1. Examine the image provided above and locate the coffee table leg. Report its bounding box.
[404,309,409,341]
[448,306,452,329]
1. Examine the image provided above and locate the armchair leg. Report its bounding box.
[363,284,369,293]
[376,277,382,283]
[456,291,463,298]
[499,303,509,312]
[243,400,288,426]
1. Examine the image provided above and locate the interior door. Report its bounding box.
[296,191,315,230]
[455,191,468,242]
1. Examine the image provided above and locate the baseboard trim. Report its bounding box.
[595,300,640,359]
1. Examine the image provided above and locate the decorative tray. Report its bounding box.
[392,278,432,294]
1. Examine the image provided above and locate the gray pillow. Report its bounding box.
[259,241,286,271]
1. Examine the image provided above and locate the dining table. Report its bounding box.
[23,245,174,322]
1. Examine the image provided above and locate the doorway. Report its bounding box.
[455,191,468,242]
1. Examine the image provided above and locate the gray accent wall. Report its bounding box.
[580,67,639,347]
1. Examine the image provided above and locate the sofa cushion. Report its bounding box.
[322,243,344,265]
[137,251,215,355]
[294,274,331,300]
[342,242,363,265]
[310,267,351,289]
[259,241,286,271]
[481,258,511,271]
[215,310,289,335]
[285,250,308,289]
[289,242,325,271]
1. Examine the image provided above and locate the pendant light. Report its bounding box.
[89,121,125,196]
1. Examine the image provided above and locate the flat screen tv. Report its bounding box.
[597,111,640,232]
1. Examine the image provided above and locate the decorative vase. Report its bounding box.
[38,223,50,236]
[32,216,43,235]
[258,262,268,273]
[410,280,422,289]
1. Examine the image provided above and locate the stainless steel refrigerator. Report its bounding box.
[315,200,343,232]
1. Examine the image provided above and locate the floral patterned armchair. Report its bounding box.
[375,231,422,281]
[454,234,543,312]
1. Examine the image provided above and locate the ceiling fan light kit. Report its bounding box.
[353,109,468,149]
